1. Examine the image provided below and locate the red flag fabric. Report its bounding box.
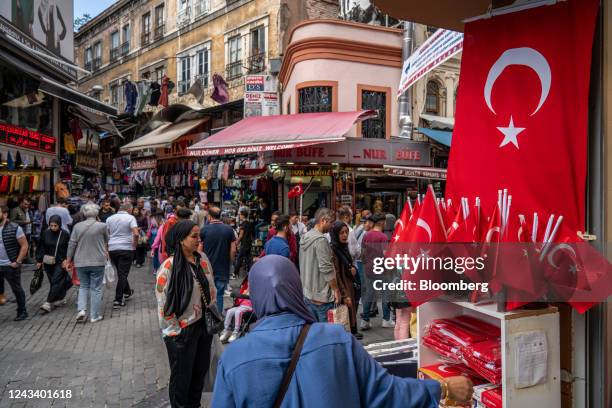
[446,0,599,238]
[392,201,411,243]
[402,187,446,244]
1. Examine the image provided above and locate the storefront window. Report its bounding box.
[298,86,332,113]
[0,61,53,137]
[361,90,386,139]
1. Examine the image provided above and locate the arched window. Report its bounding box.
[426,81,440,114]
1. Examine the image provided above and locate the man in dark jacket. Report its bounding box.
[0,206,29,320]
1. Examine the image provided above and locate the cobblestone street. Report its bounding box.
[0,262,393,408]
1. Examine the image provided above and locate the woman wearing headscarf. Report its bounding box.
[132,206,149,268]
[212,255,473,408]
[155,220,217,408]
[36,214,70,313]
[330,221,361,339]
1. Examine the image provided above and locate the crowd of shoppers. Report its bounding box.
[0,191,474,408]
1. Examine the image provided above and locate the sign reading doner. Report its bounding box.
[398,29,463,97]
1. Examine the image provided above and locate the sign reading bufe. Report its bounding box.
[0,123,56,154]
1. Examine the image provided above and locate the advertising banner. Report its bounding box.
[244,75,279,117]
[398,29,463,97]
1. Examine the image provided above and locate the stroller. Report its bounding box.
[220,275,257,343]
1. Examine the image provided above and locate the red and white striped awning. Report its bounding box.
[187,110,376,156]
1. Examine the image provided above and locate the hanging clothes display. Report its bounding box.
[149,81,161,106]
[135,80,152,115]
[124,80,138,114]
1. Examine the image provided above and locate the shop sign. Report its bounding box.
[340,195,353,205]
[75,129,99,173]
[268,139,431,167]
[0,16,76,79]
[0,123,56,154]
[132,158,157,170]
[244,75,279,117]
[290,168,333,177]
[398,28,463,96]
[157,133,204,159]
[386,165,447,180]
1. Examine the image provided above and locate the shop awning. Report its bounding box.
[420,114,454,130]
[121,118,208,153]
[38,77,117,116]
[0,47,117,116]
[187,110,376,156]
[418,127,452,147]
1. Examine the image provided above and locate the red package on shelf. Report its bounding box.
[454,315,501,339]
[418,363,487,386]
[429,319,490,348]
[481,386,502,408]
[422,334,462,362]
[463,340,502,367]
[462,352,502,385]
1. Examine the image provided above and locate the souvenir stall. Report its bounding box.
[370,1,609,408]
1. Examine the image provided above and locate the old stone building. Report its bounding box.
[74,0,339,112]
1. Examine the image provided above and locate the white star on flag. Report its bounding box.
[497,116,526,149]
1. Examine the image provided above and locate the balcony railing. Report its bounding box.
[121,42,130,56]
[154,24,165,40]
[92,57,102,71]
[141,32,151,46]
[226,61,243,81]
[194,0,209,16]
[247,52,265,74]
[177,7,191,26]
[110,48,120,62]
[227,0,240,5]
[84,62,92,72]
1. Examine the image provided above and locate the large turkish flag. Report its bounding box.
[445,0,599,236]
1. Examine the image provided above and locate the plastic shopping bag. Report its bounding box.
[103,260,117,288]
[327,304,351,332]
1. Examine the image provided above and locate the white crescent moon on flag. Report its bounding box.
[485,226,501,243]
[547,243,577,270]
[484,47,551,116]
[395,219,405,232]
[416,218,432,243]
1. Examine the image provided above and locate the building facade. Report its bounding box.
[74,0,339,112]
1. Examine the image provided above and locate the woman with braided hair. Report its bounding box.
[155,220,216,407]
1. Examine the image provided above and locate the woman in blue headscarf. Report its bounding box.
[212,255,472,408]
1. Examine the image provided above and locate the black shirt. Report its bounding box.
[239,220,253,251]
[200,221,235,281]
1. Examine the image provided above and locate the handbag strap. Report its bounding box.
[53,230,62,258]
[272,324,312,408]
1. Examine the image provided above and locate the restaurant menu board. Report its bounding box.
[0,124,56,154]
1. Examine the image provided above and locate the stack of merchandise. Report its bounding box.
[364,339,419,378]
[472,384,502,408]
[418,363,487,407]
[422,315,502,385]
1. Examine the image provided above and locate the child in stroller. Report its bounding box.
[220,275,255,343]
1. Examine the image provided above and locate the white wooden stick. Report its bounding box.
[532,212,538,243]
[501,189,508,231]
[407,197,413,215]
[540,216,563,261]
[542,214,554,244]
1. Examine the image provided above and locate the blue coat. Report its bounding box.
[212,313,440,408]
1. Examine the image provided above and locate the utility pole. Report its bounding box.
[398,21,414,138]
